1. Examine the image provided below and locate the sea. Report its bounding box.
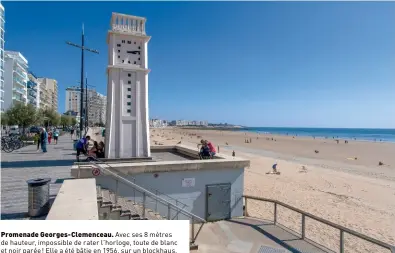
[235,127,395,143]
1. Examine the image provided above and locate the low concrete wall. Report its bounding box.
[46,178,99,220]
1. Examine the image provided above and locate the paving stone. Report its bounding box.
[1,136,76,219]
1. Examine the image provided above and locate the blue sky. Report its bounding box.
[3,2,395,128]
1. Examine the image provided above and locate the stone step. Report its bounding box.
[96,187,198,250]
[98,187,164,220]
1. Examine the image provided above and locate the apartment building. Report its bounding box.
[0,3,4,112]
[38,78,58,111]
[172,120,208,127]
[149,119,168,128]
[65,86,106,125]
[4,51,28,110]
[27,72,40,108]
[88,92,106,125]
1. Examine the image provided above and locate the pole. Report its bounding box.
[79,24,85,139]
[85,76,88,132]
[66,24,99,138]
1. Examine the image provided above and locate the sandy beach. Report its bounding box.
[150,127,395,253]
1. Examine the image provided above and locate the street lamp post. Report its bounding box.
[66,24,99,139]
[85,80,96,134]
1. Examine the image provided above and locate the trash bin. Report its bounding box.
[27,178,51,217]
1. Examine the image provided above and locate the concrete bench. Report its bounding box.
[46,178,99,220]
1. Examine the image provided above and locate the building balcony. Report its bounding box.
[13,77,27,87]
[13,87,26,95]
[12,95,25,103]
[28,98,37,105]
[15,61,28,73]
[28,92,37,99]
[13,69,27,80]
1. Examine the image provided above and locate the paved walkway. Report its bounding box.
[1,135,76,219]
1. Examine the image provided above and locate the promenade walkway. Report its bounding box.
[1,135,76,219]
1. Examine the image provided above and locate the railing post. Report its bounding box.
[175,200,179,219]
[115,179,119,206]
[155,190,158,212]
[133,178,136,203]
[244,197,248,216]
[191,217,195,243]
[340,230,344,253]
[301,214,305,239]
[142,192,146,219]
[167,203,171,220]
[274,202,277,225]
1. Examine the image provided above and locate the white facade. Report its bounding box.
[0,3,4,112]
[27,72,40,108]
[65,86,106,125]
[105,12,150,158]
[37,78,58,111]
[90,93,106,125]
[4,51,28,110]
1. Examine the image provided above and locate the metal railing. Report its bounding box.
[77,160,206,244]
[80,156,189,210]
[243,195,395,253]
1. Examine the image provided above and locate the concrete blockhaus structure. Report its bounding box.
[72,145,249,222]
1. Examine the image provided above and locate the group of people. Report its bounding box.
[198,139,216,159]
[75,135,105,162]
[35,127,60,153]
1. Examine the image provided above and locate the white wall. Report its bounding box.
[3,58,12,110]
[105,21,150,158]
[96,168,244,222]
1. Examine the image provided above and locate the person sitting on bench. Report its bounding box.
[88,141,99,158]
[96,141,105,158]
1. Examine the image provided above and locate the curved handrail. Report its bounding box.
[91,160,206,223]
[243,195,395,252]
[85,156,189,209]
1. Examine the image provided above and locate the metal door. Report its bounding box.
[206,183,231,221]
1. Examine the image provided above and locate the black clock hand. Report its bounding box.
[126,51,140,54]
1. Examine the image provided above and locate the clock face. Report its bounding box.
[115,35,143,66]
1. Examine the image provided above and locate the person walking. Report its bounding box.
[70,128,75,139]
[48,131,52,144]
[41,128,48,153]
[53,128,59,144]
[35,132,41,151]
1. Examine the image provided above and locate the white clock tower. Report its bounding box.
[105,12,151,158]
